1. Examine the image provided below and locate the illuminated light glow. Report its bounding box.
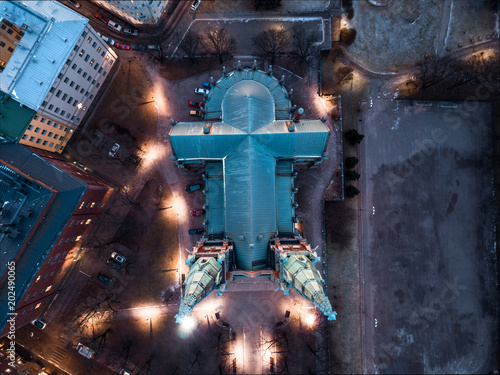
[181,316,195,330]
[77,103,83,109]
[304,313,316,327]
[177,315,196,338]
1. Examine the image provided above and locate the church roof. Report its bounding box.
[169,68,329,270]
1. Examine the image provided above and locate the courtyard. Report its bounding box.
[359,99,497,373]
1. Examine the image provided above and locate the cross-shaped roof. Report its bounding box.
[170,68,329,270]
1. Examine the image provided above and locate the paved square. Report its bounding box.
[359,99,497,373]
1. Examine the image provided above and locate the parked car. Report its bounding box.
[188,228,204,235]
[108,20,122,32]
[190,110,202,117]
[190,209,205,216]
[188,100,203,107]
[111,251,126,264]
[67,0,81,7]
[185,184,201,193]
[109,142,120,156]
[99,33,115,46]
[32,319,46,329]
[96,273,112,285]
[94,13,109,24]
[148,45,160,50]
[202,81,211,89]
[195,88,210,95]
[191,0,201,11]
[124,28,139,36]
[119,368,133,375]
[132,44,147,51]
[107,258,121,270]
[76,343,95,359]
[115,43,131,50]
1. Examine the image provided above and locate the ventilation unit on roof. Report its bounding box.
[203,123,212,134]
[33,78,43,85]
[59,35,67,43]
[47,57,55,64]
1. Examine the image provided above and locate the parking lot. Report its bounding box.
[359,99,498,373]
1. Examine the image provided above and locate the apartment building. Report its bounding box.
[92,0,169,25]
[0,142,114,337]
[0,1,118,153]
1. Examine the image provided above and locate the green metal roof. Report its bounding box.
[253,120,329,159]
[170,122,246,160]
[222,80,275,133]
[170,69,329,271]
[224,137,277,270]
[0,92,36,142]
[276,161,294,235]
[206,162,225,235]
[205,68,291,121]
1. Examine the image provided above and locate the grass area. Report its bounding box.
[347,0,440,71]
[445,0,499,50]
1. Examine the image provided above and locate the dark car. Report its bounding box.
[188,228,204,235]
[96,273,112,285]
[124,28,139,36]
[94,13,109,24]
[190,209,205,216]
[202,81,211,89]
[185,184,201,193]
[132,44,147,51]
[107,258,121,270]
[188,100,203,107]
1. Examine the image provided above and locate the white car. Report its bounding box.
[32,319,46,329]
[111,251,126,264]
[76,343,95,359]
[191,0,201,11]
[108,20,122,32]
[195,88,209,95]
[109,143,120,157]
[67,0,80,7]
[98,33,115,46]
[124,28,139,36]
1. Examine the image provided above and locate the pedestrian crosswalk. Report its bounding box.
[49,338,68,366]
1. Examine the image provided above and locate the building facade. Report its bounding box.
[0,143,114,337]
[92,0,169,25]
[0,1,117,153]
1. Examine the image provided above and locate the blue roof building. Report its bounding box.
[171,68,336,321]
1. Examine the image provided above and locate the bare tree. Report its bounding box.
[72,288,121,329]
[413,56,455,92]
[330,44,344,63]
[179,30,202,62]
[335,65,354,85]
[204,28,237,64]
[291,25,319,66]
[252,28,289,64]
